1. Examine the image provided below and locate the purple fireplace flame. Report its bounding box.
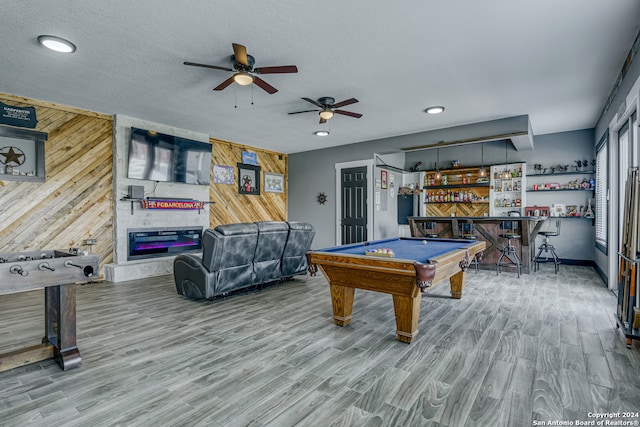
[128,227,202,261]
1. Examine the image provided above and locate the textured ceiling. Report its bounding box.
[1,1,639,153]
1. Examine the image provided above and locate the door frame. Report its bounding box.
[606,92,638,289]
[335,159,374,245]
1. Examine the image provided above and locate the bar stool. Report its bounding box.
[496,221,522,277]
[534,219,561,273]
[459,222,480,273]
[422,222,439,238]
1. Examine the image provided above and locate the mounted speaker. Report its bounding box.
[128,185,144,199]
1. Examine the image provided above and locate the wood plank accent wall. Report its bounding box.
[209,138,287,227]
[0,94,113,274]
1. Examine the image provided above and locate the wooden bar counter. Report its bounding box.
[408,216,547,274]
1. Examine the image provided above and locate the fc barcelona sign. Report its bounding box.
[141,199,205,210]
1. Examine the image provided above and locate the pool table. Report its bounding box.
[306,237,486,343]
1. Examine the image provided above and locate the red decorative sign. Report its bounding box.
[141,199,205,210]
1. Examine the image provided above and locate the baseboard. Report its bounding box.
[593,262,608,286]
[557,258,595,267]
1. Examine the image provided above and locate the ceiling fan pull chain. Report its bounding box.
[251,84,254,105]
[234,85,237,109]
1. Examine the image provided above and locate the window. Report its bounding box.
[595,132,608,253]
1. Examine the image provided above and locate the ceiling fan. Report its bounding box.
[288,97,362,124]
[184,43,298,94]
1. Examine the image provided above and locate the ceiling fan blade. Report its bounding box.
[184,61,233,72]
[334,110,363,118]
[288,109,320,115]
[232,43,249,66]
[254,65,298,74]
[319,117,327,124]
[332,98,359,109]
[213,76,235,91]
[302,97,323,108]
[252,76,278,94]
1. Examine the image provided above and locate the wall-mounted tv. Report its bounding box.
[127,127,212,185]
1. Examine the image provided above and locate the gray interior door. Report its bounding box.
[341,166,367,244]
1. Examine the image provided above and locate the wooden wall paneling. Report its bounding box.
[209,138,287,227]
[0,94,113,275]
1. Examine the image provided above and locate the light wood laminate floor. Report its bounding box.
[1,265,639,426]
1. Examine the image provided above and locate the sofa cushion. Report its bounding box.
[253,221,289,284]
[215,222,259,236]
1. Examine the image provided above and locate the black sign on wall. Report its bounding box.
[0,101,38,128]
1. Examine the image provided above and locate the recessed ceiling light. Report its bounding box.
[314,130,330,137]
[425,106,445,115]
[37,35,76,53]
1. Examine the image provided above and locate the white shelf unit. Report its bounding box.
[490,163,526,216]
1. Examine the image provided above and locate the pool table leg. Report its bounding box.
[449,269,466,299]
[392,294,421,343]
[330,284,354,326]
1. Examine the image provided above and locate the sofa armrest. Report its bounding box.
[174,254,214,300]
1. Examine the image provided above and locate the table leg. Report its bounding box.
[44,284,81,370]
[330,284,354,327]
[392,294,421,343]
[449,269,466,299]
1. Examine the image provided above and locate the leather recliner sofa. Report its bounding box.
[174,221,315,300]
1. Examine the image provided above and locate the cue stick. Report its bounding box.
[622,169,637,321]
[618,172,632,318]
[627,171,639,327]
[622,169,638,324]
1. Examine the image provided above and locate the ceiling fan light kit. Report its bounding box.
[233,72,254,86]
[319,110,334,120]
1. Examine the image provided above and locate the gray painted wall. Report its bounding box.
[288,116,530,249]
[373,152,404,241]
[593,32,640,282]
[289,116,595,261]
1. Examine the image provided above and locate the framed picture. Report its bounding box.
[551,203,566,217]
[237,163,261,195]
[213,164,235,184]
[264,172,284,193]
[241,151,258,166]
[525,206,550,217]
[381,170,388,189]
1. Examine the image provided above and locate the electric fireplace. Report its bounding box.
[127,227,203,261]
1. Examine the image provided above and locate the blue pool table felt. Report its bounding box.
[317,238,474,263]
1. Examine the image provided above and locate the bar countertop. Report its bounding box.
[407,216,548,274]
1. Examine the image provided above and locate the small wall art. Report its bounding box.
[237,163,261,195]
[213,164,235,184]
[264,172,284,193]
[241,151,258,166]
